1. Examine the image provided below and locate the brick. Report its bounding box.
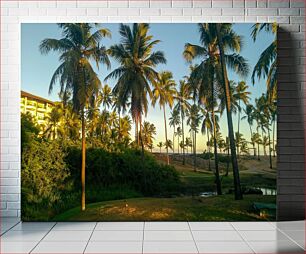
[212,0,233,8]
[47,8,67,16]
[77,1,108,8]
[0,210,18,217]
[67,8,87,16]
[0,194,19,202]
[8,8,29,16]
[29,8,48,16]
[129,0,150,7]
[140,8,160,16]
[183,8,202,16]
[108,0,129,8]
[268,0,290,7]
[247,8,278,15]
[290,0,305,8]
[222,8,245,15]
[245,0,256,7]
[148,0,171,7]
[161,8,183,16]
[278,8,300,15]
[7,202,20,210]
[257,0,267,7]
[172,0,192,7]
[118,8,140,16]
[290,16,305,23]
[202,8,222,15]
[268,16,289,23]
[193,0,212,7]
[86,8,99,16]
[233,0,245,7]
[56,0,77,8]
[99,8,118,16]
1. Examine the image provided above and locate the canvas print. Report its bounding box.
[21,23,277,221]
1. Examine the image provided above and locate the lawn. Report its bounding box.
[54,195,276,222]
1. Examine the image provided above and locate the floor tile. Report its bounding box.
[42,230,92,242]
[145,222,189,231]
[85,241,143,253]
[231,222,276,231]
[282,230,305,249]
[1,230,47,242]
[32,241,87,253]
[193,230,243,241]
[197,241,254,253]
[144,230,193,241]
[95,222,144,231]
[275,221,304,231]
[12,222,55,231]
[248,240,305,253]
[52,222,96,231]
[90,230,143,241]
[0,241,37,253]
[143,241,198,253]
[189,222,234,231]
[239,230,291,241]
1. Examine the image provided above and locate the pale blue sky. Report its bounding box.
[21,23,275,152]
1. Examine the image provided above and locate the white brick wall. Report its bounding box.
[0,0,305,219]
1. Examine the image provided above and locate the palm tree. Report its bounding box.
[152,71,176,165]
[169,109,180,154]
[142,121,156,150]
[235,81,250,156]
[175,127,182,154]
[240,142,249,155]
[174,80,191,165]
[215,23,249,200]
[44,104,64,140]
[105,23,166,156]
[242,104,256,157]
[186,104,202,171]
[40,23,111,210]
[262,136,270,156]
[157,142,163,154]
[251,23,277,100]
[164,139,173,152]
[223,137,230,176]
[201,107,213,171]
[185,137,192,154]
[252,132,262,161]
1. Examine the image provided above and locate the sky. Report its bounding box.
[21,23,275,153]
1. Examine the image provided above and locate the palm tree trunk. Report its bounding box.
[139,114,145,160]
[163,106,169,165]
[216,24,242,200]
[173,125,175,154]
[212,105,222,195]
[181,109,185,165]
[81,110,86,211]
[194,131,197,172]
[268,127,272,169]
[207,132,211,171]
[225,145,229,176]
[272,119,276,157]
[237,100,241,157]
[257,141,260,161]
[177,134,180,154]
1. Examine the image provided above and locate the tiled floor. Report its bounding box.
[0,219,304,253]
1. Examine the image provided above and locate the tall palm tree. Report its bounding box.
[186,104,202,171]
[105,23,166,156]
[40,23,111,210]
[251,23,277,100]
[169,109,180,154]
[252,132,261,160]
[174,80,191,165]
[242,104,256,157]
[164,139,173,152]
[235,81,250,156]
[223,137,230,176]
[44,104,64,140]
[152,71,176,165]
[215,23,249,200]
[185,137,192,154]
[262,136,270,156]
[157,142,163,154]
[142,121,156,150]
[201,107,213,171]
[175,127,182,154]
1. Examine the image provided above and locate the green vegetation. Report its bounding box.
[22,23,277,221]
[54,195,276,221]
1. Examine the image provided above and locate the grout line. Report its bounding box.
[141,221,145,254]
[187,221,200,254]
[276,227,305,251]
[0,220,21,236]
[230,222,256,254]
[83,222,98,254]
[29,222,57,254]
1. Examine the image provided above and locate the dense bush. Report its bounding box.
[22,140,181,220]
[66,147,181,197]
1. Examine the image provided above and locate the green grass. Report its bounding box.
[54,195,276,221]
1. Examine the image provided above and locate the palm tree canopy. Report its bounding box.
[105,23,166,122]
[40,23,111,113]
